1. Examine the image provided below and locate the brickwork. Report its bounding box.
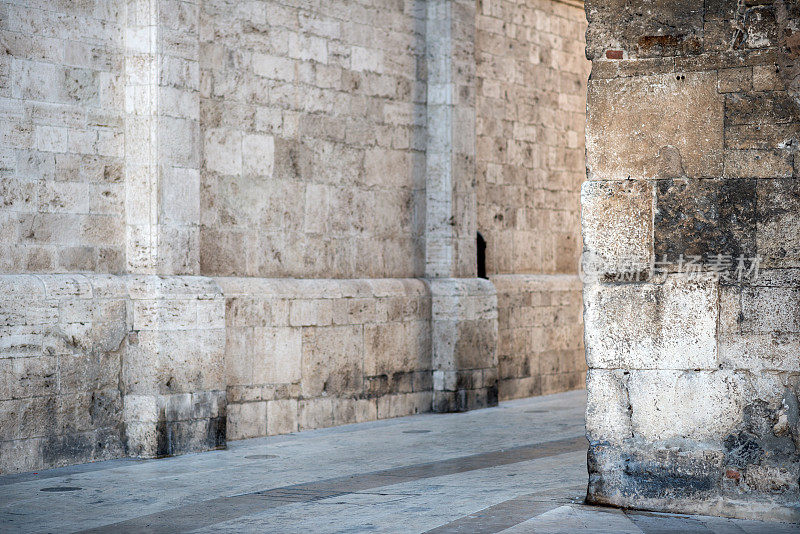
[125,0,203,274]
[583,0,800,522]
[430,278,498,412]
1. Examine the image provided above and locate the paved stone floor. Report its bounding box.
[1,390,797,533]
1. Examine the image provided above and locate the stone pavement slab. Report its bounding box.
[0,390,796,533]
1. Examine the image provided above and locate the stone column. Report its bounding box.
[425,0,498,412]
[122,0,225,457]
[582,0,800,522]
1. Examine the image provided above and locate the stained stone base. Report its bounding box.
[0,274,502,473]
[429,278,499,413]
[587,442,800,524]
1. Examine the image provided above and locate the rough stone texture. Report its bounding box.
[424,1,499,413]
[197,0,426,279]
[0,275,126,473]
[0,274,225,473]
[476,0,589,276]
[430,278,498,412]
[0,0,588,472]
[120,275,226,458]
[493,275,584,400]
[583,0,800,522]
[0,1,126,274]
[123,0,202,274]
[475,0,591,400]
[425,0,478,279]
[218,278,431,437]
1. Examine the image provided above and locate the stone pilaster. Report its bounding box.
[124,0,201,275]
[425,0,498,412]
[122,0,220,457]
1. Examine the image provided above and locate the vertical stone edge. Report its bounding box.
[121,275,227,458]
[124,0,201,275]
[425,0,497,413]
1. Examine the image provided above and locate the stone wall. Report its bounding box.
[492,274,583,400]
[219,278,432,439]
[0,274,226,473]
[0,0,587,474]
[475,0,590,399]
[0,1,126,273]
[198,0,426,279]
[583,0,800,522]
[0,275,127,473]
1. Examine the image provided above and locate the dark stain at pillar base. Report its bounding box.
[156,414,227,459]
[433,385,499,413]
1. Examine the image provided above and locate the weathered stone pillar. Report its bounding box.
[122,0,225,457]
[425,0,498,412]
[582,0,799,522]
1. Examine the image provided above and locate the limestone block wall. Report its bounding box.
[583,0,800,522]
[120,276,226,459]
[0,275,127,473]
[218,278,432,439]
[0,274,226,473]
[430,278,498,412]
[492,274,583,400]
[475,0,590,399]
[0,1,126,273]
[0,0,588,474]
[197,0,426,279]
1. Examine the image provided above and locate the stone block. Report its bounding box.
[300,325,363,397]
[717,67,752,93]
[363,321,412,376]
[204,128,241,175]
[298,397,334,431]
[585,0,704,59]
[289,299,333,327]
[581,180,653,278]
[724,92,799,127]
[587,72,724,180]
[741,286,800,334]
[267,399,298,435]
[0,437,43,474]
[267,327,302,384]
[756,179,800,268]
[627,370,745,443]
[584,275,718,370]
[724,149,793,179]
[226,401,266,440]
[719,333,800,372]
[242,133,274,177]
[654,178,757,264]
[377,392,432,419]
[752,65,784,91]
[332,398,377,425]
